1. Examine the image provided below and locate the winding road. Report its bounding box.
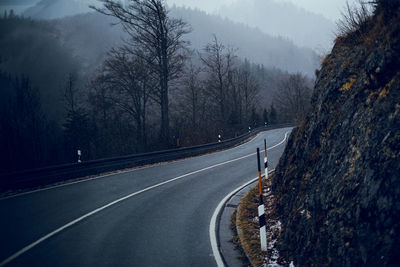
[0,127,291,267]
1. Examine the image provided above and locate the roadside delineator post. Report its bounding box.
[264,139,268,179]
[257,148,268,251]
[77,149,82,163]
[218,134,221,143]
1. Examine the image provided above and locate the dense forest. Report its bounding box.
[0,1,313,173]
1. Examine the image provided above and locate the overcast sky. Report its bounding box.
[166,0,359,21]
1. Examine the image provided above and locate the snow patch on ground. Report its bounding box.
[265,220,282,267]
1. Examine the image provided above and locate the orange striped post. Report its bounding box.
[256,147,267,251]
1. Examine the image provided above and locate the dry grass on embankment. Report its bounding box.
[233,175,289,267]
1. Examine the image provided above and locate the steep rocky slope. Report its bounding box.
[272,3,400,266]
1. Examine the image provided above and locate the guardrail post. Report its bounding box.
[257,148,267,251]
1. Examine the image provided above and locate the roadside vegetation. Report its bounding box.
[234,176,287,266]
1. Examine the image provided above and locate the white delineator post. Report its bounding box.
[264,139,268,179]
[77,149,82,163]
[258,203,267,250]
[256,148,268,251]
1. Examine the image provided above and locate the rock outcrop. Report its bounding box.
[272,3,400,266]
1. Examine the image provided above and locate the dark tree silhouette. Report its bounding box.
[91,48,153,152]
[92,0,191,147]
[200,35,236,128]
[269,104,277,124]
[273,73,312,122]
[63,74,92,162]
[263,108,269,125]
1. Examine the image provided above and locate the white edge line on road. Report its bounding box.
[0,131,291,267]
[209,170,275,267]
[0,128,290,201]
[210,131,290,267]
[209,176,258,267]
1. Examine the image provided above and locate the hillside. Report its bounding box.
[272,2,400,266]
[217,0,335,50]
[170,7,319,76]
[23,0,98,19]
[19,0,319,76]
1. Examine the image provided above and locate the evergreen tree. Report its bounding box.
[269,104,277,124]
[263,108,269,125]
[9,9,15,19]
[63,74,93,162]
[250,108,261,127]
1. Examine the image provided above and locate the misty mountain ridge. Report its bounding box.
[171,6,319,76]
[23,0,99,19]
[217,0,336,51]
[6,0,336,51]
[19,0,319,75]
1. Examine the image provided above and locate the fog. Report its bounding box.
[167,0,360,50]
[1,0,361,51]
[0,0,361,21]
[167,0,359,21]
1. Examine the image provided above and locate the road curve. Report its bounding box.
[0,127,291,267]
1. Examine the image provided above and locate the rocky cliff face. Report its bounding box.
[272,4,400,266]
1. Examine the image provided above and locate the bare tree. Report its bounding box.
[200,35,236,128]
[92,47,153,151]
[236,59,260,125]
[63,73,93,160]
[273,73,312,122]
[181,63,203,129]
[92,0,191,147]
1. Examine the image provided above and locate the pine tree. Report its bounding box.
[9,9,15,19]
[263,108,269,125]
[269,104,277,124]
[250,108,260,127]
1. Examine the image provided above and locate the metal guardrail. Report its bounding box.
[0,123,294,192]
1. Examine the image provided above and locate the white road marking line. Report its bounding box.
[0,128,287,201]
[209,171,275,267]
[0,131,291,266]
[209,131,290,267]
[209,177,259,267]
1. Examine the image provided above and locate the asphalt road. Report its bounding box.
[0,127,292,267]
